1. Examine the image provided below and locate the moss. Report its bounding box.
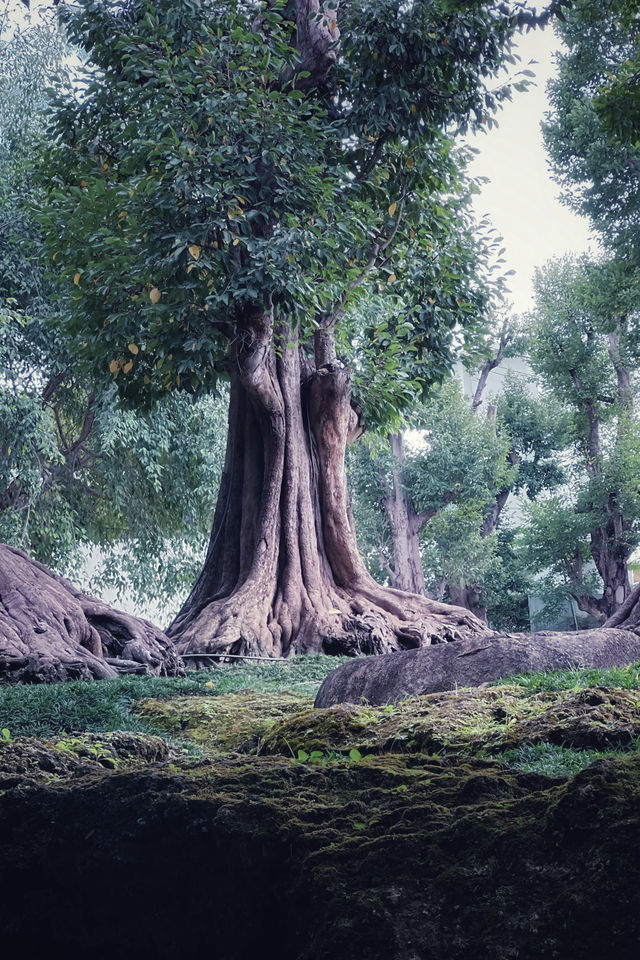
[259,684,640,760]
[1,748,640,958]
[133,690,313,753]
[0,731,181,791]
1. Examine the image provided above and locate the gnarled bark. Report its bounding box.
[0,544,182,682]
[168,317,485,660]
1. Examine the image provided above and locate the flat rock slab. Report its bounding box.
[315,628,640,707]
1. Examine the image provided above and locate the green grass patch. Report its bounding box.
[501,742,610,778]
[494,661,640,693]
[0,654,347,738]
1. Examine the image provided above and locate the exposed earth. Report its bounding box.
[1,675,640,958]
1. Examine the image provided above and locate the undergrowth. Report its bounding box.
[501,742,615,777]
[0,654,348,738]
[496,661,640,692]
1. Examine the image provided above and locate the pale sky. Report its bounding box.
[468,25,594,313]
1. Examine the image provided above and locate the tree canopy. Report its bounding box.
[40,0,536,411]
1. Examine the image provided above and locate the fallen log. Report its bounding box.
[315,592,640,706]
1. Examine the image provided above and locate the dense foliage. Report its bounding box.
[39,0,531,414]
[0,8,228,615]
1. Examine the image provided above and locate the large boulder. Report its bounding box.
[0,544,183,682]
[315,627,640,707]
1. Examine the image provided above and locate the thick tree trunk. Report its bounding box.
[0,544,182,682]
[168,316,484,659]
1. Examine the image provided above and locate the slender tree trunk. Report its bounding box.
[384,432,427,596]
[447,581,488,624]
[168,314,484,658]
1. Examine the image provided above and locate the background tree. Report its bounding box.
[522,256,640,622]
[0,7,228,621]
[35,0,560,658]
[544,0,640,251]
[349,326,568,629]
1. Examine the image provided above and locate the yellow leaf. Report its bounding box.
[410,104,416,115]
[127,343,139,355]
[80,180,87,187]
[187,263,196,274]
[123,360,133,374]
[149,287,161,304]
[109,359,119,374]
[205,681,215,689]
[232,237,240,246]
[428,297,436,305]
[73,272,81,285]
[143,375,150,384]
[52,252,57,261]
[387,273,396,284]
[118,210,127,221]
[388,202,397,216]
[188,243,201,260]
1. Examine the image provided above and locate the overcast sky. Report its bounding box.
[468,24,594,314]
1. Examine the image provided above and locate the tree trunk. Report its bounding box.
[447,581,488,625]
[384,433,427,596]
[0,544,182,682]
[168,315,484,659]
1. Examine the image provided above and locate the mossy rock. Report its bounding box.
[260,684,640,759]
[0,731,179,791]
[3,683,640,957]
[1,747,640,958]
[133,689,313,753]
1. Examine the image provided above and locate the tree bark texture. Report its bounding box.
[168,317,484,659]
[0,544,182,683]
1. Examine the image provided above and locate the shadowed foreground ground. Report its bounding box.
[1,680,640,959]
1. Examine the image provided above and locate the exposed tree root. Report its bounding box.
[0,544,182,682]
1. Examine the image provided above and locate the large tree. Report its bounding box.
[36,0,562,659]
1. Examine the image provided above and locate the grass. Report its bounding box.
[0,654,349,739]
[501,742,614,778]
[494,661,640,693]
[3,655,640,756]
